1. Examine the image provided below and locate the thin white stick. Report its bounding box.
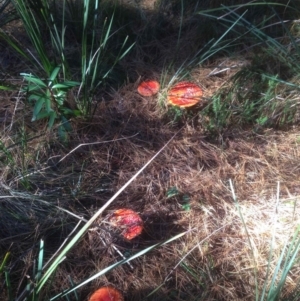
[13,134,138,182]
[77,215,135,269]
[57,133,138,164]
[38,129,181,290]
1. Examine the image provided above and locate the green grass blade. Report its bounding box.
[197,10,248,65]
[197,3,293,15]
[13,0,52,74]
[0,29,32,62]
[21,74,48,88]
[50,231,188,300]
[0,252,10,272]
[102,12,114,49]
[267,226,300,300]
[260,182,281,300]
[49,66,61,83]
[36,240,44,281]
[68,275,79,301]
[5,270,13,301]
[36,132,179,293]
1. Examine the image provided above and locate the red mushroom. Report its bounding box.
[89,286,124,301]
[137,80,160,96]
[109,208,143,240]
[167,81,203,107]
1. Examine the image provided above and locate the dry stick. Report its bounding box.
[56,133,136,163]
[9,88,22,132]
[36,128,182,292]
[12,133,139,183]
[47,128,182,269]
[70,213,135,269]
[96,230,134,270]
[208,64,242,76]
[4,178,135,268]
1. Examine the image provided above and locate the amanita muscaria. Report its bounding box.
[89,286,124,301]
[137,80,160,96]
[167,81,203,107]
[109,208,143,240]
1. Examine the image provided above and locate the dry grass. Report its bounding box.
[2,60,300,300]
[1,1,300,300]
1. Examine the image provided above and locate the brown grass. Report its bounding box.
[2,60,300,300]
[1,1,300,300]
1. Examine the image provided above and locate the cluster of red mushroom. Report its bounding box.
[88,79,203,301]
[89,286,124,301]
[137,79,203,108]
[109,208,143,240]
[89,209,143,300]
[137,80,160,97]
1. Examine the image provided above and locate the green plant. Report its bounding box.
[196,2,300,134]
[21,66,80,128]
[166,186,191,211]
[1,0,133,121]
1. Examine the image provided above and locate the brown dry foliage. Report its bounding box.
[1,1,300,300]
[2,62,300,300]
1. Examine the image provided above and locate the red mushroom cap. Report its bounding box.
[109,208,143,240]
[89,286,124,301]
[167,81,203,107]
[137,80,160,96]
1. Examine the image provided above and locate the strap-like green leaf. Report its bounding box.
[21,73,47,88]
[26,85,43,93]
[32,97,46,121]
[48,111,57,129]
[0,252,10,273]
[0,85,15,91]
[36,111,50,120]
[52,81,80,89]
[49,66,61,82]
[45,98,52,113]
[35,240,44,282]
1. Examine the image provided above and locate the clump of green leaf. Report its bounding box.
[167,186,191,211]
[21,66,80,128]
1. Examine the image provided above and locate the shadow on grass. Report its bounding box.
[1,0,300,300]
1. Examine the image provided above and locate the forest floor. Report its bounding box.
[1,1,300,300]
